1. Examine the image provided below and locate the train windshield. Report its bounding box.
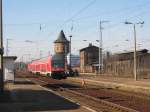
[52,60,64,68]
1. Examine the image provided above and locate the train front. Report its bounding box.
[51,54,67,79]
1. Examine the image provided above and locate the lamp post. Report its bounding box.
[125,21,144,81]
[99,20,109,74]
[69,35,72,69]
[6,38,13,56]
[40,50,42,58]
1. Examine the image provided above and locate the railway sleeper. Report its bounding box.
[63,88,139,112]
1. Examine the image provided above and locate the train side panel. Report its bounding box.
[28,56,52,76]
[27,55,66,79]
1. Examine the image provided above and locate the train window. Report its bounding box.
[52,60,64,68]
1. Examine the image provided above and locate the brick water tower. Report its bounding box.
[54,30,69,70]
[54,30,69,55]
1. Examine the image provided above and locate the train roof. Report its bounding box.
[29,56,51,65]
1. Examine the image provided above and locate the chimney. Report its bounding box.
[89,43,92,47]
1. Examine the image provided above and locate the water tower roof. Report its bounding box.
[54,30,69,43]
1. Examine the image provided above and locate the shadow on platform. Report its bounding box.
[0,90,12,103]
[14,81,35,85]
[0,88,80,112]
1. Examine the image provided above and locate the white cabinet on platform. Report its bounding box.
[3,56,17,82]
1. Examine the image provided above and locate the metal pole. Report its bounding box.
[99,21,101,74]
[125,21,144,80]
[69,35,72,69]
[0,0,4,93]
[133,24,137,80]
[40,50,42,58]
[6,38,13,56]
[99,21,103,74]
[6,39,8,56]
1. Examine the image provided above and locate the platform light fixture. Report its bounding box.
[125,21,144,81]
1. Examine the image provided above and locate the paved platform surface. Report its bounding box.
[1,78,93,112]
[68,75,150,95]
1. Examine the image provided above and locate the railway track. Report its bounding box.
[16,71,150,112]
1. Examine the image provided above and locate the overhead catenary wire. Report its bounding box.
[74,1,150,21]
[4,1,150,57]
[4,0,150,35]
[4,0,96,28]
[4,0,150,31]
[61,0,96,26]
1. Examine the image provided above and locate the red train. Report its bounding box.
[27,54,67,79]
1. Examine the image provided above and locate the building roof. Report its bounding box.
[3,56,17,60]
[109,49,149,61]
[114,49,148,56]
[80,43,99,52]
[32,56,51,64]
[54,30,69,43]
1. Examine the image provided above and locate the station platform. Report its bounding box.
[1,78,93,112]
[67,74,150,95]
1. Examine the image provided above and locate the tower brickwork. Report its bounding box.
[54,30,69,70]
[54,30,69,55]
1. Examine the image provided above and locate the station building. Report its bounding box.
[79,43,150,78]
[80,43,99,73]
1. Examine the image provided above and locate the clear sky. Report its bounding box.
[3,0,150,62]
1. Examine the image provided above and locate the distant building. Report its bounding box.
[104,49,150,77]
[67,53,80,67]
[80,43,99,73]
